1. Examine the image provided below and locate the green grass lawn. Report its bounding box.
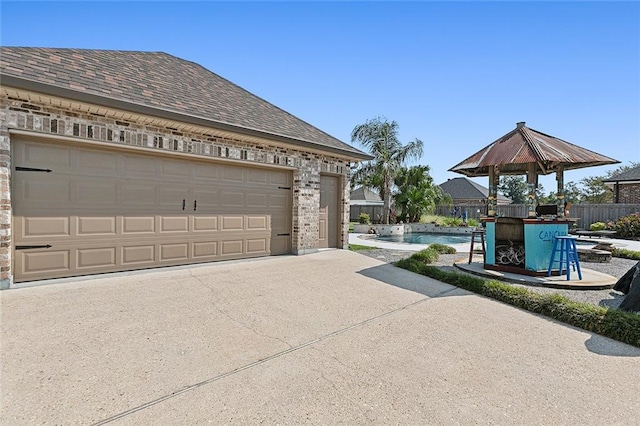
[349,244,378,251]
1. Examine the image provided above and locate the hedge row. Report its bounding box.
[395,256,640,348]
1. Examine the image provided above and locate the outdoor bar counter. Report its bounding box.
[484,217,571,276]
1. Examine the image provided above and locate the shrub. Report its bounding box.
[411,248,440,264]
[610,213,640,239]
[590,222,607,231]
[442,216,464,227]
[358,213,371,224]
[395,259,640,348]
[429,243,457,254]
[612,248,640,261]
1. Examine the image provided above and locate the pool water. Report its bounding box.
[375,233,471,245]
[375,233,596,246]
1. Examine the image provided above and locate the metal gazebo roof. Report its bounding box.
[449,122,620,177]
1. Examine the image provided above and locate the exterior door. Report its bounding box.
[319,175,340,248]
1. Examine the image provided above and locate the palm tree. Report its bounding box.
[394,165,448,223]
[351,117,423,224]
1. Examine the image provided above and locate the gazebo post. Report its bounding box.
[556,165,565,218]
[527,163,537,217]
[488,165,498,217]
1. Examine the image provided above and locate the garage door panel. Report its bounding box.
[13,138,292,281]
[20,250,70,274]
[247,193,267,208]
[121,245,156,265]
[193,216,218,232]
[77,247,117,269]
[77,217,117,236]
[221,216,244,231]
[121,216,156,234]
[160,216,189,233]
[221,240,243,256]
[20,216,70,238]
[222,192,244,207]
[269,193,288,209]
[247,216,268,230]
[122,155,159,177]
[247,169,268,184]
[122,184,157,206]
[192,187,221,209]
[193,241,217,258]
[77,180,118,205]
[221,165,244,182]
[246,238,268,254]
[160,243,189,261]
[161,159,192,178]
[194,163,219,179]
[18,178,72,208]
[18,141,72,171]
[77,149,119,175]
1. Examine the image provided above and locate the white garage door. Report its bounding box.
[12,138,292,282]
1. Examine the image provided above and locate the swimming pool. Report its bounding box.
[375,233,595,247]
[375,233,471,245]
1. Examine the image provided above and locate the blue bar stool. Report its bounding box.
[468,229,486,264]
[547,235,582,280]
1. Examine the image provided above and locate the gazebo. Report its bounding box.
[449,122,619,276]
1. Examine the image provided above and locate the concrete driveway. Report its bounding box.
[1,250,639,424]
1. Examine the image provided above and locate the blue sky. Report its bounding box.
[1,1,638,193]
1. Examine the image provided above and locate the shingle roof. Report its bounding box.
[603,164,640,183]
[0,47,369,159]
[439,177,511,203]
[449,122,619,177]
[350,186,382,202]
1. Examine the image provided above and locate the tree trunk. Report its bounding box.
[383,174,391,224]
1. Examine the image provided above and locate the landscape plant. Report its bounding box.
[395,255,640,348]
[358,213,371,224]
[608,213,640,239]
[350,117,423,224]
[393,165,449,223]
[429,243,457,254]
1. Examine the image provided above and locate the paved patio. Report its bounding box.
[1,250,639,424]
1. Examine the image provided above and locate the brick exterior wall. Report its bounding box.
[617,184,640,204]
[0,94,352,285]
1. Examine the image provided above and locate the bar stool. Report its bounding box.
[547,235,582,280]
[468,229,486,264]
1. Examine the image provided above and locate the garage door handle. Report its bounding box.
[182,199,185,211]
[16,245,52,250]
[194,200,197,211]
[16,166,53,173]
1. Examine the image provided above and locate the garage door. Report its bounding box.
[12,138,292,282]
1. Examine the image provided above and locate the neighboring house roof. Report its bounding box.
[603,164,640,184]
[0,47,370,160]
[439,177,511,204]
[449,122,619,177]
[350,187,383,205]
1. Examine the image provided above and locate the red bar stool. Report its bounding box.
[468,229,486,264]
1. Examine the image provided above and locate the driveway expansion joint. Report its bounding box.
[92,295,433,425]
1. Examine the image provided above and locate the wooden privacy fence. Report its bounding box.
[434,203,640,229]
[351,203,640,228]
[350,205,385,222]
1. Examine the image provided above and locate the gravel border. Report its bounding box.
[355,248,637,310]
